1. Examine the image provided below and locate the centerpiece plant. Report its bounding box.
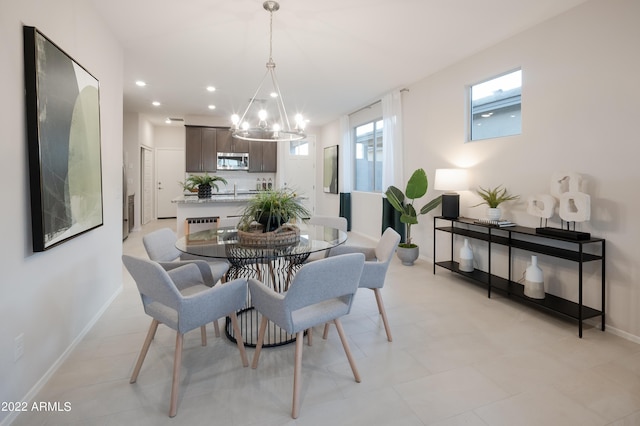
[473,185,519,220]
[239,188,310,233]
[385,168,441,265]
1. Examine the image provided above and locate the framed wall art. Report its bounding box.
[323,145,338,194]
[23,26,103,252]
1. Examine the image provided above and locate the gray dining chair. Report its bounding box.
[325,227,401,342]
[122,255,249,418]
[304,215,348,263]
[249,253,365,419]
[143,227,230,337]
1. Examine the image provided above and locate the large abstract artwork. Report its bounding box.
[23,26,103,252]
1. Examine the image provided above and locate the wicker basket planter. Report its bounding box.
[237,224,300,247]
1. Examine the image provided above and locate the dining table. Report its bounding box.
[175,222,348,347]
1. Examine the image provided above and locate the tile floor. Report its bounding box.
[12,219,640,425]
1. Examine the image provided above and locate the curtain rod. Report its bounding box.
[349,88,409,116]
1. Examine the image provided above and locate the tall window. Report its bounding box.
[469,69,522,141]
[354,119,384,192]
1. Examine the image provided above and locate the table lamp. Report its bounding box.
[434,168,468,219]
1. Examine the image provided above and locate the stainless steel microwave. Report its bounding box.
[217,152,249,170]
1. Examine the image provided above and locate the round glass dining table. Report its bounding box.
[175,223,347,347]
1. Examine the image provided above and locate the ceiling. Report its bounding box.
[91,0,588,127]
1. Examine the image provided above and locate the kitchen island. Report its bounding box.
[172,192,256,237]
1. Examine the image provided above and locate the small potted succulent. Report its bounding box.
[183,173,228,199]
[473,185,519,220]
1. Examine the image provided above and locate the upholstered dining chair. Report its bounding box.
[122,255,249,418]
[143,227,230,337]
[304,215,348,264]
[249,253,365,419]
[325,227,401,342]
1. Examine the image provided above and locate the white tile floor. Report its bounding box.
[13,219,640,425]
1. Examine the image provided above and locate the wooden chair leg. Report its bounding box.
[251,316,269,369]
[200,325,207,346]
[373,288,393,342]
[292,330,304,419]
[169,332,184,418]
[130,319,159,383]
[334,318,361,383]
[322,323,330,339]
[307,328,312,346]
[212,319,221,337]
[230,312,248,367]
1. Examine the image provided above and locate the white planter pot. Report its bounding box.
[486,207,502,221]
[396,246,419,266]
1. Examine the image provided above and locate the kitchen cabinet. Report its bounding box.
[185,126,217,172]
[248,140,277,172]
[216,129,248,153]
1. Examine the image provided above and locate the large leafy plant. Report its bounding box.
[239,189,310,232]
[385,168,442,248]
[183,173,227,191]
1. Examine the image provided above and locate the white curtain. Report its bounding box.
[381,90,403,191]
[339,114,352,193]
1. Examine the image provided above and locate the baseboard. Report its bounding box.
[1,284,123,426]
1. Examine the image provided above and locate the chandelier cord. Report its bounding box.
[268,8,274,65]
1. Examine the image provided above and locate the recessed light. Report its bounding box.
[152,101,161,106]
[270,92,278,98]
[135,80,146,87]
[208,105,216,110]
[206,86,216,92]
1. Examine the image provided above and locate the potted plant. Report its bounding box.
[239,188,310,233]
[473,185,519,220]
[183,173,228,199]
[385,168,442,266]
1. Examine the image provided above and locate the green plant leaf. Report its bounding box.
[385,186,405,213]
[405,168,428,200]
[419,195,442,215]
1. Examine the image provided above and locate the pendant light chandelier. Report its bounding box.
[231,1,306,142]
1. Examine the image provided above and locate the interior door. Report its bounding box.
[156,148,185,218]
[141,146,154,225]
[282,135,316,216]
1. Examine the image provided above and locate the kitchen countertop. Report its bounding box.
[172,192,257,204]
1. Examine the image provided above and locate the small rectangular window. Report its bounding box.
[469,69,522,141]
[289,140,309,156]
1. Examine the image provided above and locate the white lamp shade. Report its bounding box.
[434,169,468,191]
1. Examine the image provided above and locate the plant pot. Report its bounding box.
[198,184,212,199]
[256,212,289,233]
[486,207,502,221]
[396,245,419,266]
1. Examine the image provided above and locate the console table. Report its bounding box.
[433,217,605,338]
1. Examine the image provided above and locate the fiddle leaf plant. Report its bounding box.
[385,168,442,248]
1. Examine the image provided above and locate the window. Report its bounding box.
[289,140,309,156]
[354,119,383,192]
[469,69,522,141]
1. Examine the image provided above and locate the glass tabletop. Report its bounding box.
[175,223,347,260]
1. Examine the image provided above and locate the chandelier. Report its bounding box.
[231,1,306,142]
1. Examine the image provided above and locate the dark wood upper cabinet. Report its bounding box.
[248,141,277,173]
[216,129,248,153]
[185,126,217,172]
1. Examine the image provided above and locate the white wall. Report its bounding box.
[326,0,640,339]
[0,1,123,423]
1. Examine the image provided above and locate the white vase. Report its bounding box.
[459,238,474,272]
[486,207,502,221]
[524,255,545,299]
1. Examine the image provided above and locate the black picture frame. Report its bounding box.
[23,26,103,252]
[323,145,339,194]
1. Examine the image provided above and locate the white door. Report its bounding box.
[156,148,185,218]
[282,135,316,216]
[141,146,154,225]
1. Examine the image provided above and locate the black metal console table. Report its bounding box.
[433,217,605,338]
